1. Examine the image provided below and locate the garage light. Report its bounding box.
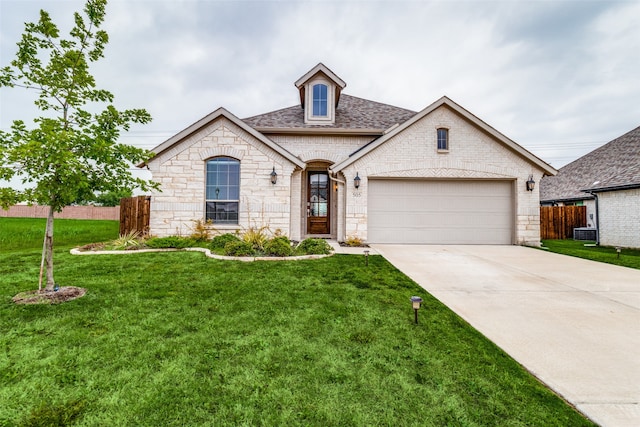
[354,172,361,189]
[526,175,535,191]
[410,296,423,324]
[270,167,277,185]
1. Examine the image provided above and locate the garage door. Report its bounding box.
[368,180,513,244]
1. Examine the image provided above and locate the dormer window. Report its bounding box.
[313,84,328,117]
[295,63,346,125]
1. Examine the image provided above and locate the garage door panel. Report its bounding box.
[368,180,513,244]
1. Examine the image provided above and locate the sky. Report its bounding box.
[1,0,639,181]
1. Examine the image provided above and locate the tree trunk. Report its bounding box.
[43,205,55,292]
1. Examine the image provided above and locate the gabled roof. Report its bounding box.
[242,94,417,134]
[540,125,640,202]
[330,96,557,175]
[294,63,346,89]
[142,107,305,169]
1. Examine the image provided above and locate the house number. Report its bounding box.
[352,192,361,197]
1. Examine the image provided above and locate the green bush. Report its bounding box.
[264,236,292,257]
[145,236,196,249]
[224,240,256,256]
[210,233,240,250]
[298,238,332,255]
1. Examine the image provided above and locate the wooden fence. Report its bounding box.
[540,206,587,240]
[0,204,119,220]
[119,196,151,236]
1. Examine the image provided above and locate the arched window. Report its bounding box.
[205,157,240,224]
[437,128,449,151]
[312,84,328,117]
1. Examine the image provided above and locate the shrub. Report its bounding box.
[224,240,256,257]
[344,235,363,247]
[189,219,214,241]
[210,233,240,250]
[264,236,292,257]
[242,226,269,251]
[145,236,196,249]
[110,231,143,250]
[298,238,332,255]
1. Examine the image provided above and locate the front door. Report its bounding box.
[307,172,330,234]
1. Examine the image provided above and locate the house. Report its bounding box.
[143,63,556,245]
[540,126,640,248]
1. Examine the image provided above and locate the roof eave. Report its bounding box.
[331,96,558,175]
[139,107,305,169]
[582,182,640,193]
[253,127,384,136]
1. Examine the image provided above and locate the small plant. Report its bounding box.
[145,236,196,249]
[298,238,333,255]
[210,233,241,250]
[242,226,270,251]
[224,240,256,257]
[344,235,363,247]
[189,219,214,241]
[264,235,293,257]
[110,231,143,250]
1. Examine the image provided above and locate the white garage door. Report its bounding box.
[368,180,513,244]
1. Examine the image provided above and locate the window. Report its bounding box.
[205,157,239,224]
[437,128,449,151]
[312,84,328,117]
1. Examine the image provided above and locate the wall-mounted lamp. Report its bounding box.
[526,175,535,192]
[354,172,361,189]
[270,167,277,185]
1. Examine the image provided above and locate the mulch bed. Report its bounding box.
[12,286,87,305]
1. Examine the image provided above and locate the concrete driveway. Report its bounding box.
[372,245,640,427]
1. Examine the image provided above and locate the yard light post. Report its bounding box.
[364,249,369,266]
[410,296,423,324]
[616,247,621,258]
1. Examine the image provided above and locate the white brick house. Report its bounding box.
[143,63,556,245]
[541,125,640,248]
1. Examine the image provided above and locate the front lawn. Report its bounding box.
[542,239,640,270]
[0,219,594,426]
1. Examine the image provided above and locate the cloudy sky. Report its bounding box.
[1,0,639,173]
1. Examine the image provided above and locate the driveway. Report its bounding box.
[372,245,640,427]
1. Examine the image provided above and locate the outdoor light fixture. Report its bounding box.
[354,172,361,189]
[364,249,370,266]
[410,296,423,324]
[526,175,535,191]
[270,167,277,185]
[616,247,621,258]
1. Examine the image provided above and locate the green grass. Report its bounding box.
[0,220,594,426]
[542,239,640,270]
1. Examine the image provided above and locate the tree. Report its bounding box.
[0,0,158,292]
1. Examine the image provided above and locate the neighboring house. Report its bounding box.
[142,63,556,245]
[540,125,640,248]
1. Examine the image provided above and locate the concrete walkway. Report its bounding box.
[371,244,640,427]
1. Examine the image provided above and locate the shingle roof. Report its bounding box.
[242,94,417,131]
[540,125,640,202]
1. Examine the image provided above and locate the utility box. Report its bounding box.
[573,227,597,241]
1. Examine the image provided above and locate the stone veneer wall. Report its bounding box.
[339,105,545,246]
[597,188,640,248]
[147,117,295,237]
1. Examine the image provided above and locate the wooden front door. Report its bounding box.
[307,172,330,234]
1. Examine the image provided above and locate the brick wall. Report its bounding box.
[598,188,640,248]
[340,105,545,245]
[0,205,119,220]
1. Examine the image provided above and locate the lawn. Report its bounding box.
[542,239,640,270]
[0,219,594,426]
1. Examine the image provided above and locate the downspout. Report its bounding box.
[586,191,600,245]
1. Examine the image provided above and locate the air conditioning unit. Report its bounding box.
[573,227,597,241]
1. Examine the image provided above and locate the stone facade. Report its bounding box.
[597,188,640,248]
[144,65,555,245]
[148,117,295,237]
